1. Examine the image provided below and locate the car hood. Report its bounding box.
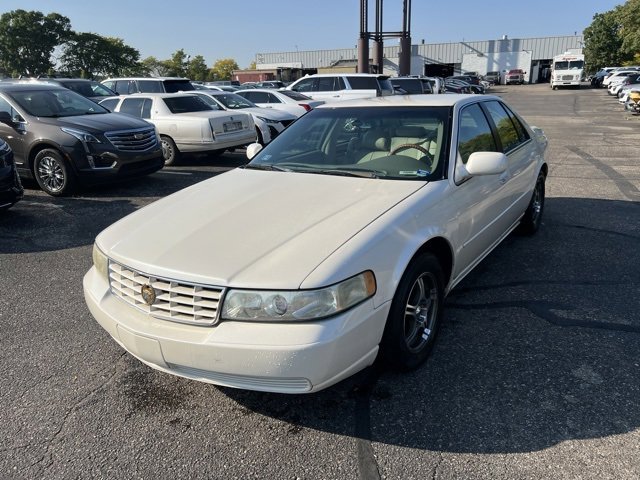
[39,112,152,132]
[97,168,424,289]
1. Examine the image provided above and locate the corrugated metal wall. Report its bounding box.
[255,36,583,68]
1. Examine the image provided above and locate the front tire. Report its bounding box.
[517,171,546,235]
[33,149,76,196]
[380,253,445,371]
[160,135,179,166]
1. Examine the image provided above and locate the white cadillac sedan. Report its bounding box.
[99,93,255,165]
[84,95,548,394]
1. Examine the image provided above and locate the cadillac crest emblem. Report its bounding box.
[141,284,156,305]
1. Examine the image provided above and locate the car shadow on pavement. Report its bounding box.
[0,193,139,254]
[220,196,640,454]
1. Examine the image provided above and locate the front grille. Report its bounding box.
[109,261,224,326]
[105,127,158,152]
[562,75,574,81]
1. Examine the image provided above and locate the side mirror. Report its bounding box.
[246,142,263,160]
[466,151,508,176]
[0,111,13,124]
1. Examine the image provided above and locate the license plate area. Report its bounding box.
[223,121,243,132]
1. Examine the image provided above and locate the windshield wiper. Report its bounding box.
[312,167,384,179]
[241,163,293,172]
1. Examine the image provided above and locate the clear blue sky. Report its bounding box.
[0,0,625,68]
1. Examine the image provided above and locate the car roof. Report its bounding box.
[314,94,498,109]
[116,92,199,99]
[0,82,68,92]
[235,88,284,94]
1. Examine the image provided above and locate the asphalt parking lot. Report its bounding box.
[1,83,639,480]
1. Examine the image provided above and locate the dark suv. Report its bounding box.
[37,78,117,102]
[0,83,164,196]
[0,137,23,211]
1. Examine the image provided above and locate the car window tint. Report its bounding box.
[162,96,212,113]
[99,98,119,112]
[317,77,338,91]
[246,91,270,103]
[483,101,521,152]
[267,93,282,103]
[120,98,145,117]
[292,78,315,92]
[112,81,129,95]
[346,77,379,90]
[136,80,163,93]
[280,91,312,101]
[457,103,497,164]
[162,80,195,93]
[501,103,530,143]
[0,96,23,122]
[141,98,153,119]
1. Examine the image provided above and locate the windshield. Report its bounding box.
[9,89,108,117]
[554,60,584,70]
[162,95,215,113]
[192,94,222,110]
[213,93,257,109]
[248,106,450,180]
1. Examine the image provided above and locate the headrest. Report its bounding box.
[362,130,389,151]
[395,126,427,137]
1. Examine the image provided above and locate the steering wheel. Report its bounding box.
[389,143,433,166]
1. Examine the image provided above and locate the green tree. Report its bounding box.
[141,56,170,77]
[60,32,141,78]
[583,10,627,71]
[617,0,640,60]
[187,55,209,81]
[164,49,188,77]
[0,9,72,76]
[210,58,239,81]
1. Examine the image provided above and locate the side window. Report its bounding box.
[267,93,282,104]
[141,98,153,119]
[248,91,270,103]
[291,78,315,92]
[102,81,115,91]
[457,103,497,165]
[483,101,521,152]
[99,98,119,112]
[120,98,146,117]
[501,104,530,143]
[316,77,338,91]
[113,80,135,95]
[0,96,23,122]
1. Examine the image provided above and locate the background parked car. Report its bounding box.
[191,90,296,145]
[0,83,163,196]
[100,93,255,165]
[235,89,324,117]
[0,137,23,211]
[102,77,195,95]
[31,78,117,103]
[390,77,433,94]
[285,73,394,102]
[505,69,526,85]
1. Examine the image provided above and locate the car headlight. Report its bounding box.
[92,243,109,281]
[61,127,101,144]
[221,271,376,322]
[255,116,280,125]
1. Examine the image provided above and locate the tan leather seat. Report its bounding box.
[351,130,390,163]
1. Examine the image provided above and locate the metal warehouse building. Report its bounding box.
[240,35,583,84]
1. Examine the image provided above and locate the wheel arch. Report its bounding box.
[27,142,73,176]
[406,236,454,293]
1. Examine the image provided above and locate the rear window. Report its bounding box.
[162,80,195,93]
[162,96,213,113]
[280,91,312,101]
[346,77,380,90]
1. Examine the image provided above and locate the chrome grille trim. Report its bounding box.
[108,261,224,326]
[105,127,158,152]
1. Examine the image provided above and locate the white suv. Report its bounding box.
[101,77,195,95]
[286,74,394,102]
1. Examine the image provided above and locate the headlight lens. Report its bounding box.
[92,243,109,281]
[256,116,279,125]
[61,127,101,144]
[221,271,376,322]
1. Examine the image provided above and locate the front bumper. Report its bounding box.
[83,266,389,393]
